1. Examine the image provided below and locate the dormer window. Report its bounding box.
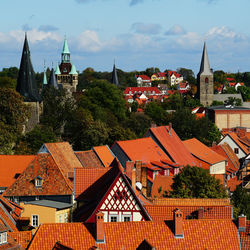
[0,231,7,245]
[35,177,43,188]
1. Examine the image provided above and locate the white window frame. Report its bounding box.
[109,214,119,222]
[2,232,7,243]
[64,213,68,223]
[31,215,39,227]
[122,214,132,222]
[59,214,63,223]
[35,178,42,187]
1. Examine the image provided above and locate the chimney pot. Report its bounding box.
[174,209,184,238]
[238,214,246,232]
[95,211,105,243]
[131,167,136,191]
[135,160,142,182]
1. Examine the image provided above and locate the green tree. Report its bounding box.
[223,87,237,94]
[214,70,226,85]
[145,102,168,125]
[224,97,242,106]
[237,86,250,101]
[0,76,16,89]
[170,166,227,198]
[232,186,250,219]
[177,68,196,85]
[0,88,29,154]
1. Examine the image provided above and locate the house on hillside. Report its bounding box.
[183,138,226,175]
[136,75,152,87]
[167,71,183,86]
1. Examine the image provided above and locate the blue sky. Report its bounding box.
[1,0,250,74]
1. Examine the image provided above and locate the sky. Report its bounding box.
[1,0,250,74]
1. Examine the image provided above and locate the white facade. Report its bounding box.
[209,161,226,175]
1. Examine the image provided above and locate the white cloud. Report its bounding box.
[77,30,103,52]
[131,22,162,35]
[206,26,246,40]
[176,32,201,48]
[165,25,186,36]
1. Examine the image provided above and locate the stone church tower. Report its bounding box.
[56,38,78,93]
[16,33,42,132]
[197,42,214,106]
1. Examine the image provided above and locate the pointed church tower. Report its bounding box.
[56,37,78,93]
[111,62,119,86]
[197,42,214,106]
[16,33,41,102]
[48,67,59,89]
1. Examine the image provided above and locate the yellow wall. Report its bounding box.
[55,208,71,223]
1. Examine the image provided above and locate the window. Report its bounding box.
[64,213,68,223]
[122,215,132,222]
[2,232,7,244]
[234,148,239,154]
[31,215,39,227]
[35,178,42,188]
[59,215,62,223]
[109,215,118,222]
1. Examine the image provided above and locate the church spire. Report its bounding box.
[111,60,119,86]
[43,61,47,85]
[16,33,41,102]
[198,42,213,76]
[61,36,70,63]
[48,66,59,89]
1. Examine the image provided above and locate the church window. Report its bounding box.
[205,77,209,84]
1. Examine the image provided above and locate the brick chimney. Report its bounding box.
[131,167,136,191]
[174,209,184,238]
[135,160,142,182]
[141,165,147,197]
[238,214,246,232]
[198,207,205,219]
[95,211,105,243]
[126,161,134,179]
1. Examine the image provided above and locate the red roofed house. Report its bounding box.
[124,87,161,97]
[74,161,151,223]
[167,71,183,86]
[151,72,167,81]
[0,155,35,194]
[183,138,226,175]
[136,75,152,87]
[27,209,241,249]
[145,125,197,167]
[192,106,206,119]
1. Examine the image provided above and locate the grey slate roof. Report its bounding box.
[111,63,119,86]
[213,94,243,103]
[209,105,250,110]
[24,200,72,209]
[198,42,213,76]
[16,33,41,102]
[48,68,59,89]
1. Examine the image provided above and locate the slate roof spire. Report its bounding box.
[198,42,213,76]
[111,60,119,86]
[43,61,47,86]
[48,66,59,89]
[16,33,41,102]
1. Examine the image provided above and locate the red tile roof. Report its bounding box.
[145,204,233,221]
[183,138,226,165]
[147,126,197,166]
[0,155,35,188]
[28,219,240,249]
[44,142,83,176]
[225,133,250,155]
[136,75,151,81]
[93,145,115,168]
[124,87,160,95]
[75,151,104,168]
[151,175,174,198]
[4,154,73,197]
[113,137,173,164]
[227,176,242,192]
[9,231,32,249]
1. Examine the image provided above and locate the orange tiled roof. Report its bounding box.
[227,176,242,192]
[75,150,104,168]
[74,167,110,199]
[227,133,250,155]
[151,198,230,206]
[0,155,35,188]
[145,204,233,221]
[9,231,32,249]
[28,220,240,250]
[114,137,173,164]
[4,154,73,197]
[183,138,226,165]
[239,221,250,250]
[147,126,197,166]
[212,174,225,185]
[93,145,115,168]
[44,142,83,176]
[151,175,174,198]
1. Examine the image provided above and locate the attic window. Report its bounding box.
[35,178,42,188]
[0,231,7,245]
[234,148,239,154]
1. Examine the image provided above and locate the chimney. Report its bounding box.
[141,165,147,197]
[95,211,105,243]
[238,214,246,232]
[198,207,205,219]
[169,123,172,135]
[126,161,134,179]
[135,160,142,182]
[131,167,136,191]
[174,209,184,238]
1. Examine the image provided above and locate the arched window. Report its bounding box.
[205,77,209,84]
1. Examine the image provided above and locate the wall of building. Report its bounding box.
[55,208,71,223]
[209,161,226,175]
